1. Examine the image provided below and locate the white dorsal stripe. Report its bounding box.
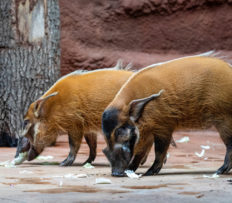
[42,61,132,98]
[143,51,215,69]
[114,51,219,99]
[33,123,40,144]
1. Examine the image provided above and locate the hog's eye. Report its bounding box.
[114,128,120,137]
[23,120,29,128]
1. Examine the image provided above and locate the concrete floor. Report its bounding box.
[0,130,232,203]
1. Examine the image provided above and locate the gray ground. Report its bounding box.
[0,130,231,203]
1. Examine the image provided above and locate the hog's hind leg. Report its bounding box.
[128,135,154,171]
[215,119,232,174]
[83,133,97,164]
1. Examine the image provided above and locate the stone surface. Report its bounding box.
[0,130,231,202]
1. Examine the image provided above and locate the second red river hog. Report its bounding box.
[17,63,133,166]
[102,52,232,176]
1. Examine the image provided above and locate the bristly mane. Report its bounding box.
[58,59,133,82]
[114,51,230,99]
[143,50,220,69]
[43,60,133,97]
[139,50,231,76]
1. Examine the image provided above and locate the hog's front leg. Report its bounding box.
[128,135,154,171]
[144,133,172,176]
[60,131,83,166]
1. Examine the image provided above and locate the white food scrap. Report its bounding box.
[76,174,88,178]
[0,160,16,168]
[19,170,33,174]
[203,173,220,179]
[95,178,112,184]
[195,149,205,157]
[36,155,53,160]
[125,170,142,179]
[176,136,190,143]
[83,162,95,169]
[201,145,210,150]
[11,152,28,165]
[53,173,87,179]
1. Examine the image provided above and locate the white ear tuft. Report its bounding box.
[34,92,58,118]
[115,59,123,70]
[129,89,164,122]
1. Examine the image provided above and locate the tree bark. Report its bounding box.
[0,0,60,145]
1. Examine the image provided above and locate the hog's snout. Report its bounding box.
[27,146,39,161]
[15,137,30,158]
[112,169,126,177]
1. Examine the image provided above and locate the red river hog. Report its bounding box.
[17,64,133,166]
[102,52,232,176]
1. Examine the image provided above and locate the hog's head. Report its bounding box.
[19,92,58,161]
[102,90,163,176]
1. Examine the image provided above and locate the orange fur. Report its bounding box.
[22,69,133,165]
[104,56,232,175]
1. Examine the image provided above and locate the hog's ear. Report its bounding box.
[129,89,164,122]
[34,92,58,118]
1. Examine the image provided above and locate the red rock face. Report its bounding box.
[60,0,232,75]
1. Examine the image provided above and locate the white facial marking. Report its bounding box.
[34,111,39,118]
[130,116,136,122]
[33,122,40,143]
[135,127,140,144]
[20,123,32,137]
[115,144,123,149]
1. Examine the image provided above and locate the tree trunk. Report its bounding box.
[0,0,60,146]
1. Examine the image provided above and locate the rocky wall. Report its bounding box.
[60,0,232,74]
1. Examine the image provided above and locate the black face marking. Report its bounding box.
[23,119,29,129]
[102,108,119,140]
[103,122,139,176]
[114,122,136,142]
[127,130,137,156]
[15,137,30,158]
[27,145,39,161]
[25,123,35,143]
[103,144,132,176]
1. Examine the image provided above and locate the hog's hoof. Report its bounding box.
[27,146,39,161]
[112,171,126,177]
[143,167,161,176]
[216,164,232,174]
[60,157,75,166]
[83,157,94,165]
[143,170,154,176]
